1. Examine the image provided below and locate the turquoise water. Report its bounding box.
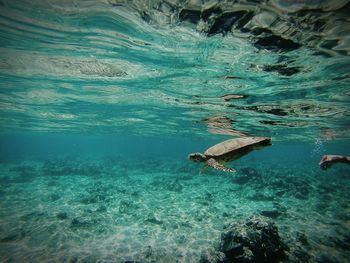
[0,1,350,262]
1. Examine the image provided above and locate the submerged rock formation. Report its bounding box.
[219,216,288,263]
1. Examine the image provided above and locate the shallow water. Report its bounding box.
[0,1,350,262]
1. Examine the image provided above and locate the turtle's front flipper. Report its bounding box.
[206,158,236,173]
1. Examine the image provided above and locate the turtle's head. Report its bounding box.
[188,152,206,162]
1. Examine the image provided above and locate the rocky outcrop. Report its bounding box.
[219,216,288,263]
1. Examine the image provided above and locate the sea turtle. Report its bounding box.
[188,137,272,173]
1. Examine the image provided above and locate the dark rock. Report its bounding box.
[232,175,250,185]
[119,200,134,214]
[140,11,151,23]
[316,254,342,263]
[328,234,350,250]
[222,212,230,218]
[240,167,260,178]
[320,39,339,50]
[255,35,301,52]
[0,175,33,184]
[220,216,288,263]
[50,193,61,201]
[96,205,107,213]
[236,11,255,29]
[79,193,107,204]
[145,213,163,225]
[0,229,26,242]
[42,159,104,177]
[9,165,36,176]
[20,211,47,222]
[251,27,273,36]
[179,9,201,24]
[166,180,183,192]
[263,64,301,76]
[296,232,309,246]
[290,246,311,263]
[260,203,286,219]
[199,248,226,263]
[208,11,248,36]
[260,209,281,219]
[56,212,68,220]
[246,191,274,201]
[295,186,310,200]
[201,6,222,21]
[265,108,288,116]
[71,217,94,228]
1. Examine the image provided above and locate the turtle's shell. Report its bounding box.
[204,137,271,157]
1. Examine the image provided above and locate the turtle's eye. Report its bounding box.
[189,154,199,161]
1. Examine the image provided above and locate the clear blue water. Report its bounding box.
[0,1,350,262]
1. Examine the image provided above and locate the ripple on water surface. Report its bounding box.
[0,0,349,139]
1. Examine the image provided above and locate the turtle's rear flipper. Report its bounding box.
[206,158,236,173]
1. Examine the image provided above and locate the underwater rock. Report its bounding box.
[255,34,301,52]
[42,159,105,177]
[0,228,26,243]
[119,199,134,214]
[50,193,61,201]
[20,211,47,222]
[260,209,281,219]
[79,192,108,205]
[201,6,223,21]
[232,174,251,185]
[199,247,226,263]
[0,175,33,184]
[152,177,183,192]
[167,180,183,192]
[296,232,309,247]
[145,213,163,225]
[71,217,95,228]
[233,167,261,184]
[56,212,68,220]
[262,64,301,76]
[9,164,36,176]
[288,246,312,263]
[42,160,77,176]
[208,11,249,36]
[219,216,288,263]
[179,8,201,24]
[315,254,343,263]
[96,205,107,213]
[246,191,275,201]
[241,167,260,177]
